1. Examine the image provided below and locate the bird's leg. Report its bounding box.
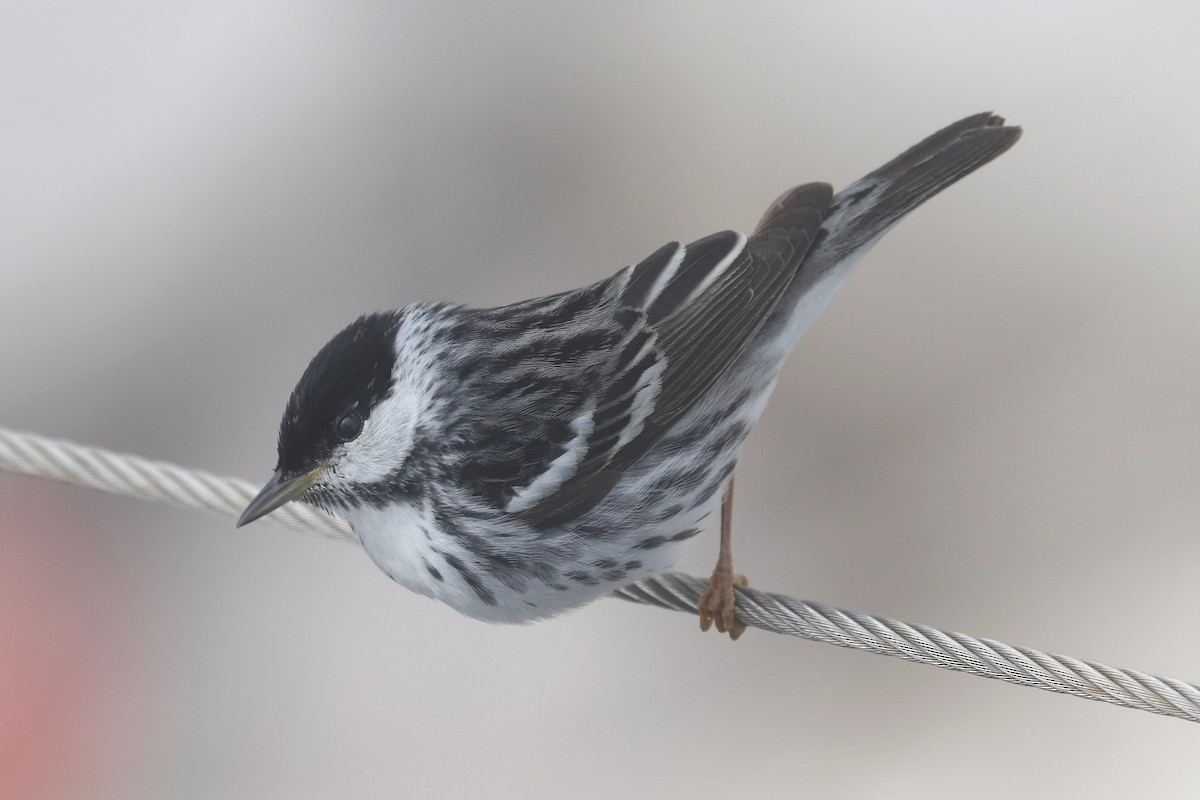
[698,473,748,640]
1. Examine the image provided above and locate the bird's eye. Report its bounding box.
[335,410,364,443]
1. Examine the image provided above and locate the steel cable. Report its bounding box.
[2,425,1197,723]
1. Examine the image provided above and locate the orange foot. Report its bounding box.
[698,569,748,640]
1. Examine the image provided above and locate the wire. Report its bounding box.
[2,425,1197,722]
[0,427,352,539]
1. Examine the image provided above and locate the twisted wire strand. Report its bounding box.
[0,427,352,541]
[2,426,1197,723]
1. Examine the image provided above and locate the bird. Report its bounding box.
[238,112,1021,639]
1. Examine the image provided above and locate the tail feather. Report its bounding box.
[819,112,1022,261]
[748,112,1021,353]
[865,112,1016,183]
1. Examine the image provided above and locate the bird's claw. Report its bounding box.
[698,570,748,640]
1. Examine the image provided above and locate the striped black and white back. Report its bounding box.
[246,113,1021,624]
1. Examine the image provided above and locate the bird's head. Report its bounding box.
[237,310,420,526]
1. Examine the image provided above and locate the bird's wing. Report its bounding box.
[452,183,831,527]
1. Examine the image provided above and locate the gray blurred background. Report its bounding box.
[2,2,1199,798]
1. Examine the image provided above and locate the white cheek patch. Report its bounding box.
[329,312,443,486]
[334,392,419,485]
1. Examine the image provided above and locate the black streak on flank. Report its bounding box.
[565,569,599,586]
[704,421,751,462]
[653,503,684,523]
[438,550,498,606]
[424,560,444,582]
[635,529,698,550]
[433,500,529,593]
[276,311,402,475]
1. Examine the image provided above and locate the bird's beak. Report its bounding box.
[237,466,326,527]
